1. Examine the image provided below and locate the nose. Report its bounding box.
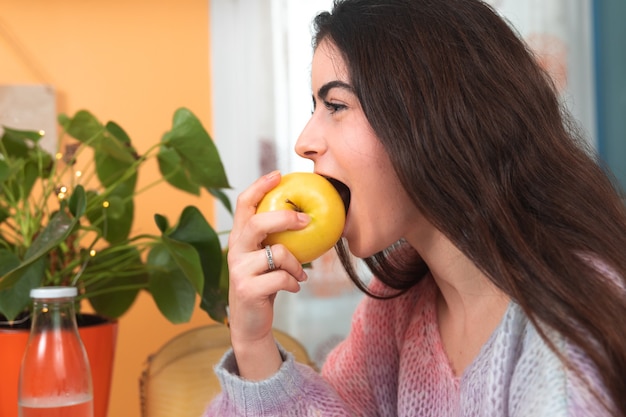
[295,116,325,161]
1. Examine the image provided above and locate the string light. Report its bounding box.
[56,185,68,200]
[102,201,110,208]
[90,250,97,257]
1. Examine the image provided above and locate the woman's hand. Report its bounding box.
[226,171,310,380]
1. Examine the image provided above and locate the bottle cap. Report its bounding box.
[30,286,78,299]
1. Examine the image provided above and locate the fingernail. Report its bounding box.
[297,212,310,224]
[265,170,280,181]
[300,271,308,282]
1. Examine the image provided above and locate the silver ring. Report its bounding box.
[265,245,276,271]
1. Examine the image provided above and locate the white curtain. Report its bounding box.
[486,0,597,145]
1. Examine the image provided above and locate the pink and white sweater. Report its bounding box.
[204,275,611,416]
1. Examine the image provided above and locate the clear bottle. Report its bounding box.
[18,287,94,417]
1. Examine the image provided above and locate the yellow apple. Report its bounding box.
[256,172,346,264]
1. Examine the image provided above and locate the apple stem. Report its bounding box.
[285,199,303,212]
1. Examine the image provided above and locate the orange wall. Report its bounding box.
[0,1,217,416]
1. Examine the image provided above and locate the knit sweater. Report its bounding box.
[204,275,611,416]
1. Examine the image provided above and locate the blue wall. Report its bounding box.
[593,0,626,192]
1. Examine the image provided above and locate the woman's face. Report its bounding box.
[295,39,421,258]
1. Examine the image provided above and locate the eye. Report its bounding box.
[323,100,346,114]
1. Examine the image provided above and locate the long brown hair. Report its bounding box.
[313,0,626,415]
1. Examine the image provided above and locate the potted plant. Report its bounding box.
[0,107,231,417]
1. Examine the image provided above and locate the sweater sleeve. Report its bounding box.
[203,344,356,416]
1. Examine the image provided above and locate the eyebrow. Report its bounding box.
[317,80,355,101]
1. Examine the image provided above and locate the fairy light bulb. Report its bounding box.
[55,185,68,201]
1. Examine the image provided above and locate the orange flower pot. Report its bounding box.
[0,315,118,417]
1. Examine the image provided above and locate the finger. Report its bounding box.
[231,267,303,302]
[263,244,277,272]
[230,171,282,242]
[264,270,303,294]
[232,210,310,254]
[259,245,308,282]
[227,245,308,311]
[228,263,302,322]
[227,243,307,296]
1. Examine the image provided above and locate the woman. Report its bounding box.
[206,0,626,415]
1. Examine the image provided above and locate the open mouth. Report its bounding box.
[325,177,351,215]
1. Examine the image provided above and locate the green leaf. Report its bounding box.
[0,125,53,201]
[2,126,45,143]
[219,248,229,294]
[60,111,135,166]
[102,195,126,219]
[84,247,148,319]
[93,122,138,187]
[95,131,136,165]
[21,160,41,201]
[103,196,134,244]
[1,131,29,159]
[208,187,233,215]
[156,146,200,195]
[83,122,137,244]
[57,113,70,126]
[68,185,87,218]
[154,214,169,233]
[0,205,9,223]
[147,243,197,323]
[94,146,138,188]
[165,206,227,324]
[160,235,204,294]
[59,110,104,144]
[1,127,45,167]
[167,206,221,295]
[161,108,230,190]
[105,121,132,144]
[0,251,44,321]
[146,210,214,323]
[200,287,228,324]
[200,247,229,324]
[85,185,134,244]
[0,158,10,182]
[0,210,77,291]
[24,210,76,260]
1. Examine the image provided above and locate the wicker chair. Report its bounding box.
[140,324,312,417]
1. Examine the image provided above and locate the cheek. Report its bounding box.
[347,176,413,257]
